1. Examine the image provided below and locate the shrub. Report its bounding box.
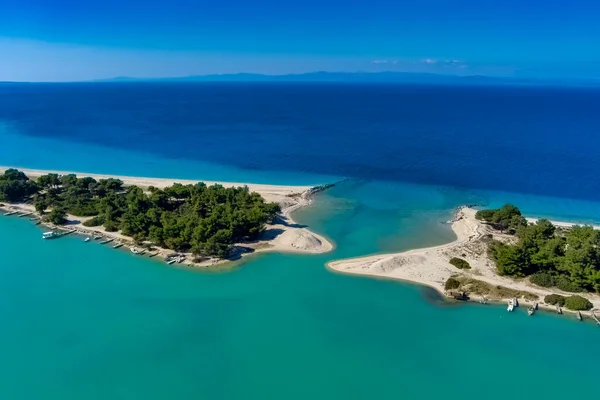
[445,277,461,290]
[83,216,104,227]
[555,277,583,293]
[449,257,471,270]
[104,220,119,232]
[45,208,67,225]
[564,295,593,311]
[544,294,566,306]
[530,272,554,288]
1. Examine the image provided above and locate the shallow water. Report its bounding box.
[1,181,599,400]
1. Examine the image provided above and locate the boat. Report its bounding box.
[93,235,102,240]
[42,231,60,239]
[99,238,114,245]
[507,299,515,312]
[167,259,176,265]
[130,247,140,255]
[577,311,583,321]
[84,237,91,242]
[556,305,562,314]
[527,306,535,316]
[4,211,18,216]
[112,243,123,249]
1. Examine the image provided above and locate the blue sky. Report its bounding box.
[1,0,599,81]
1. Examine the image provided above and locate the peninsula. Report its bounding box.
[0,167,333,266]
[328,206,600,313]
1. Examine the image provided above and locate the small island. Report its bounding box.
[0,168,333,266]
[328,204,600,316]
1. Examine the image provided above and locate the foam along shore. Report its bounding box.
[0,167,333,266]
[327,207,600,311]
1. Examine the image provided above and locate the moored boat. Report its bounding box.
[42,231,60,239]
[507,299,514,312]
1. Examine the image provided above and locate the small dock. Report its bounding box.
[592,311,600,326]
[4,211,18,216]
[18,212,33,218]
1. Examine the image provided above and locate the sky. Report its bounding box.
[1,0,600,81]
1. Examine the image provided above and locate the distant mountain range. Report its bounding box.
[90,72,600,87]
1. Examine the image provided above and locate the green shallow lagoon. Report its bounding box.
[1,181,599,400]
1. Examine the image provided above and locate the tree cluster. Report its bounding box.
[0,169,38,202]
[485,205,600,293]
[4,169,281,258]
[475,204,527,233]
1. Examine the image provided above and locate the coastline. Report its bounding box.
[327,207,600,314]
[0,167,334,267]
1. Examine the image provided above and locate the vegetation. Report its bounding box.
[544,294,566,307]
[0,169,38,202]
[564,295,593,311]
[454,276,539,301]
[529,272,554,288]
[2,169,281,258]
[45,208,67,225]
[475,204,527,233]
[444,277,460,290]
[483,205,600,293]
[449,257,471,270]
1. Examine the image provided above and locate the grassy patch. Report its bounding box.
[455,276,539,301]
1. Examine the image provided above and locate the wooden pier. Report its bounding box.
[592,311,600,326]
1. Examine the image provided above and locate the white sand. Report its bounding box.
[0,167,333,264]
[526,217,600,230]
[328,207,600,310]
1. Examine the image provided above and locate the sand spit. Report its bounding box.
[328,207,600,311]
[0,167,333,266]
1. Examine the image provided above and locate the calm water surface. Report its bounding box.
[1,83,600,399]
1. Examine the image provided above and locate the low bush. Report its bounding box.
[104,220,119,232]
[445,277,461,291]
[544,294,566,306]
[555,277,583,293]
[564,295,593,311]
[530,272,554,288]
[83,216,104,227]
[449,257,471,270]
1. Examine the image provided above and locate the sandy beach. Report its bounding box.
[328,207,600,311]
[0,167,333,265]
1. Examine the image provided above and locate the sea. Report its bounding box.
[1,82,600,399]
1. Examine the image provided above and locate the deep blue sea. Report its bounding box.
[1,83,600,399]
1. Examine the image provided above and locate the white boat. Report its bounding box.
[527,307,535,316]
[84,237,91,242]
[42,231,60,239]
[130,248,140,254]
[167,259,176,265]
[507,299,515,312]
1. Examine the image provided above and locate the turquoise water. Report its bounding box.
[1,180,599,400]
[3,83,600,399]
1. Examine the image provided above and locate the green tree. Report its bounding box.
[46,208,67,225]
[34,196,48,214]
